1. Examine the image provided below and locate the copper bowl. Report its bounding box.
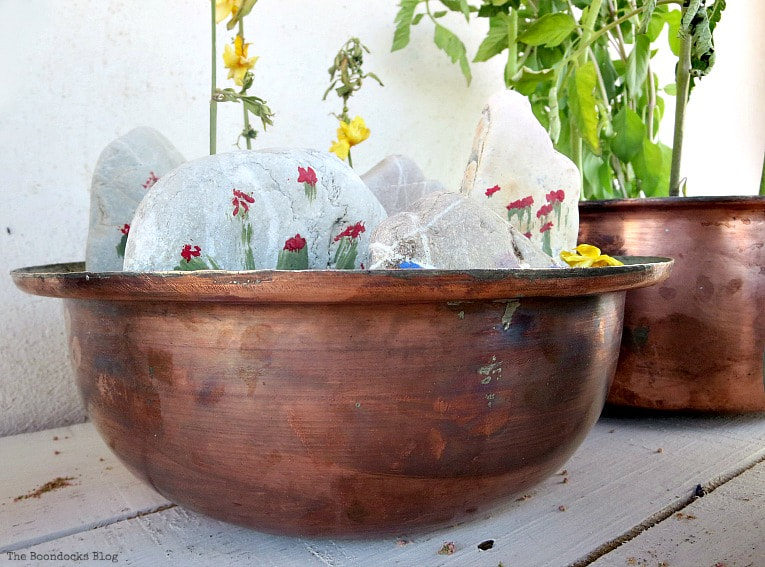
[12,260,671,536]
[580,196,765,412]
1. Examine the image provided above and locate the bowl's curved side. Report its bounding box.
[65,291,624,536]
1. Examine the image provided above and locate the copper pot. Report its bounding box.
[13,261,670,536]
[579,196,765,412]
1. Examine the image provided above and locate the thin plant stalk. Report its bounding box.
[210,0,218,155]
[669,23,693,196]
[238,19,253,150]
[347,149,354,169]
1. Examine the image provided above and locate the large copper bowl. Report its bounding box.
[13,260,671,536]
[580,196,765,412]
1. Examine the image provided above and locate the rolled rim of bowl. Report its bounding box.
[11,258,673,304]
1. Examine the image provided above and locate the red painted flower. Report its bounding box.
[546,189,565,204]
[334,221,366,241]
[540,222,554,234]
[297,166,317,186]
[485,185,501,197]
[536,203,554,218]
[232,188,255,216]
[181,244,201,262]
[283,233,307,252]
[523,232,532,239]
[507,195,534,210]
[119,224,130,235]
[142,171,159,189]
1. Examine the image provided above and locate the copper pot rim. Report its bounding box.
[11,258,672,304]
[579,195,765,213]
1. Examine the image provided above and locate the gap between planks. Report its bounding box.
[0,504,176,554]
[568,447,765,567]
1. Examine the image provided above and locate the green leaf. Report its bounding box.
[510,67,554,95]
[568,61,601,155]
[708,0,726,33]
[115,232,128,259]
[433,10,448,17]
[610,107,645,162]
[474,13,509,62]
[392,0,420,51]
[625,34,650,98]
[518,13,576,47]
[663,83,677,96]
[412,12,425,24]
[637,0,657,35]
[433,23,472,84]
[631,138,663,195]
[665,10,682,56]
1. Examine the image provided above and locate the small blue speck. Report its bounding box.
[398,261,423,269]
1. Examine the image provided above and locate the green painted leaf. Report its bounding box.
[610,107,645,162]
[568,61,601,154]
[518,13,576,47]
[434,23,472,85]
[626,34,650,98]
[631,138,663,195]
[115,233,128,259]
[392,0,420,51]
[474,14,509,62]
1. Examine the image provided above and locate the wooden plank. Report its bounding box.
[8,412,765,566]
[587,458,765,567]
[0,423,170,552]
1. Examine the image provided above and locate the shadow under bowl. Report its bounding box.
[12,259,671,536]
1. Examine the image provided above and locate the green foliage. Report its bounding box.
[391,0,727,200]
[324,37,384,122]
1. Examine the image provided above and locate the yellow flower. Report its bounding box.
[560,244,625,268]
[329,138,350,161]
[339,116,370,147]
[222,35,257,86]
[215,0,241,24]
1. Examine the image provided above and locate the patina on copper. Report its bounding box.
[579,196,765,412]
[13,260,671,536]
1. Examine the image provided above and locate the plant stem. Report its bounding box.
[505,9,518,87]
[347,148,354,169]
[238,19,252,150]
[209,0,217,155]
[669,21,692,196]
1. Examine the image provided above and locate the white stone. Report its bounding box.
[368,192,559,270]
[460,90,580,259]
[123,149,387,271]
[85,127,185,271]
[361,155,444,215]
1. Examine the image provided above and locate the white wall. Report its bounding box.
[1,0,763,437]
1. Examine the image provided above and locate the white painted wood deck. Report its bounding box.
[2,410,764,566]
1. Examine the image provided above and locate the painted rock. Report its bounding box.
[86,127,185,271]
[460,90,580,259]
[361,155,444,215]
[123,149,387,271]
[368,192,559,270]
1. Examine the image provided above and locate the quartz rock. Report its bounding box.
[85,127,185,271]
[368,192,559,270]
[123,149,387,271]
[460,90,580,259]
[361,155,444,215]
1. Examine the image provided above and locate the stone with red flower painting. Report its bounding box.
[86,126,185,271]
[123,148,386,271]
[460,90,579,259]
